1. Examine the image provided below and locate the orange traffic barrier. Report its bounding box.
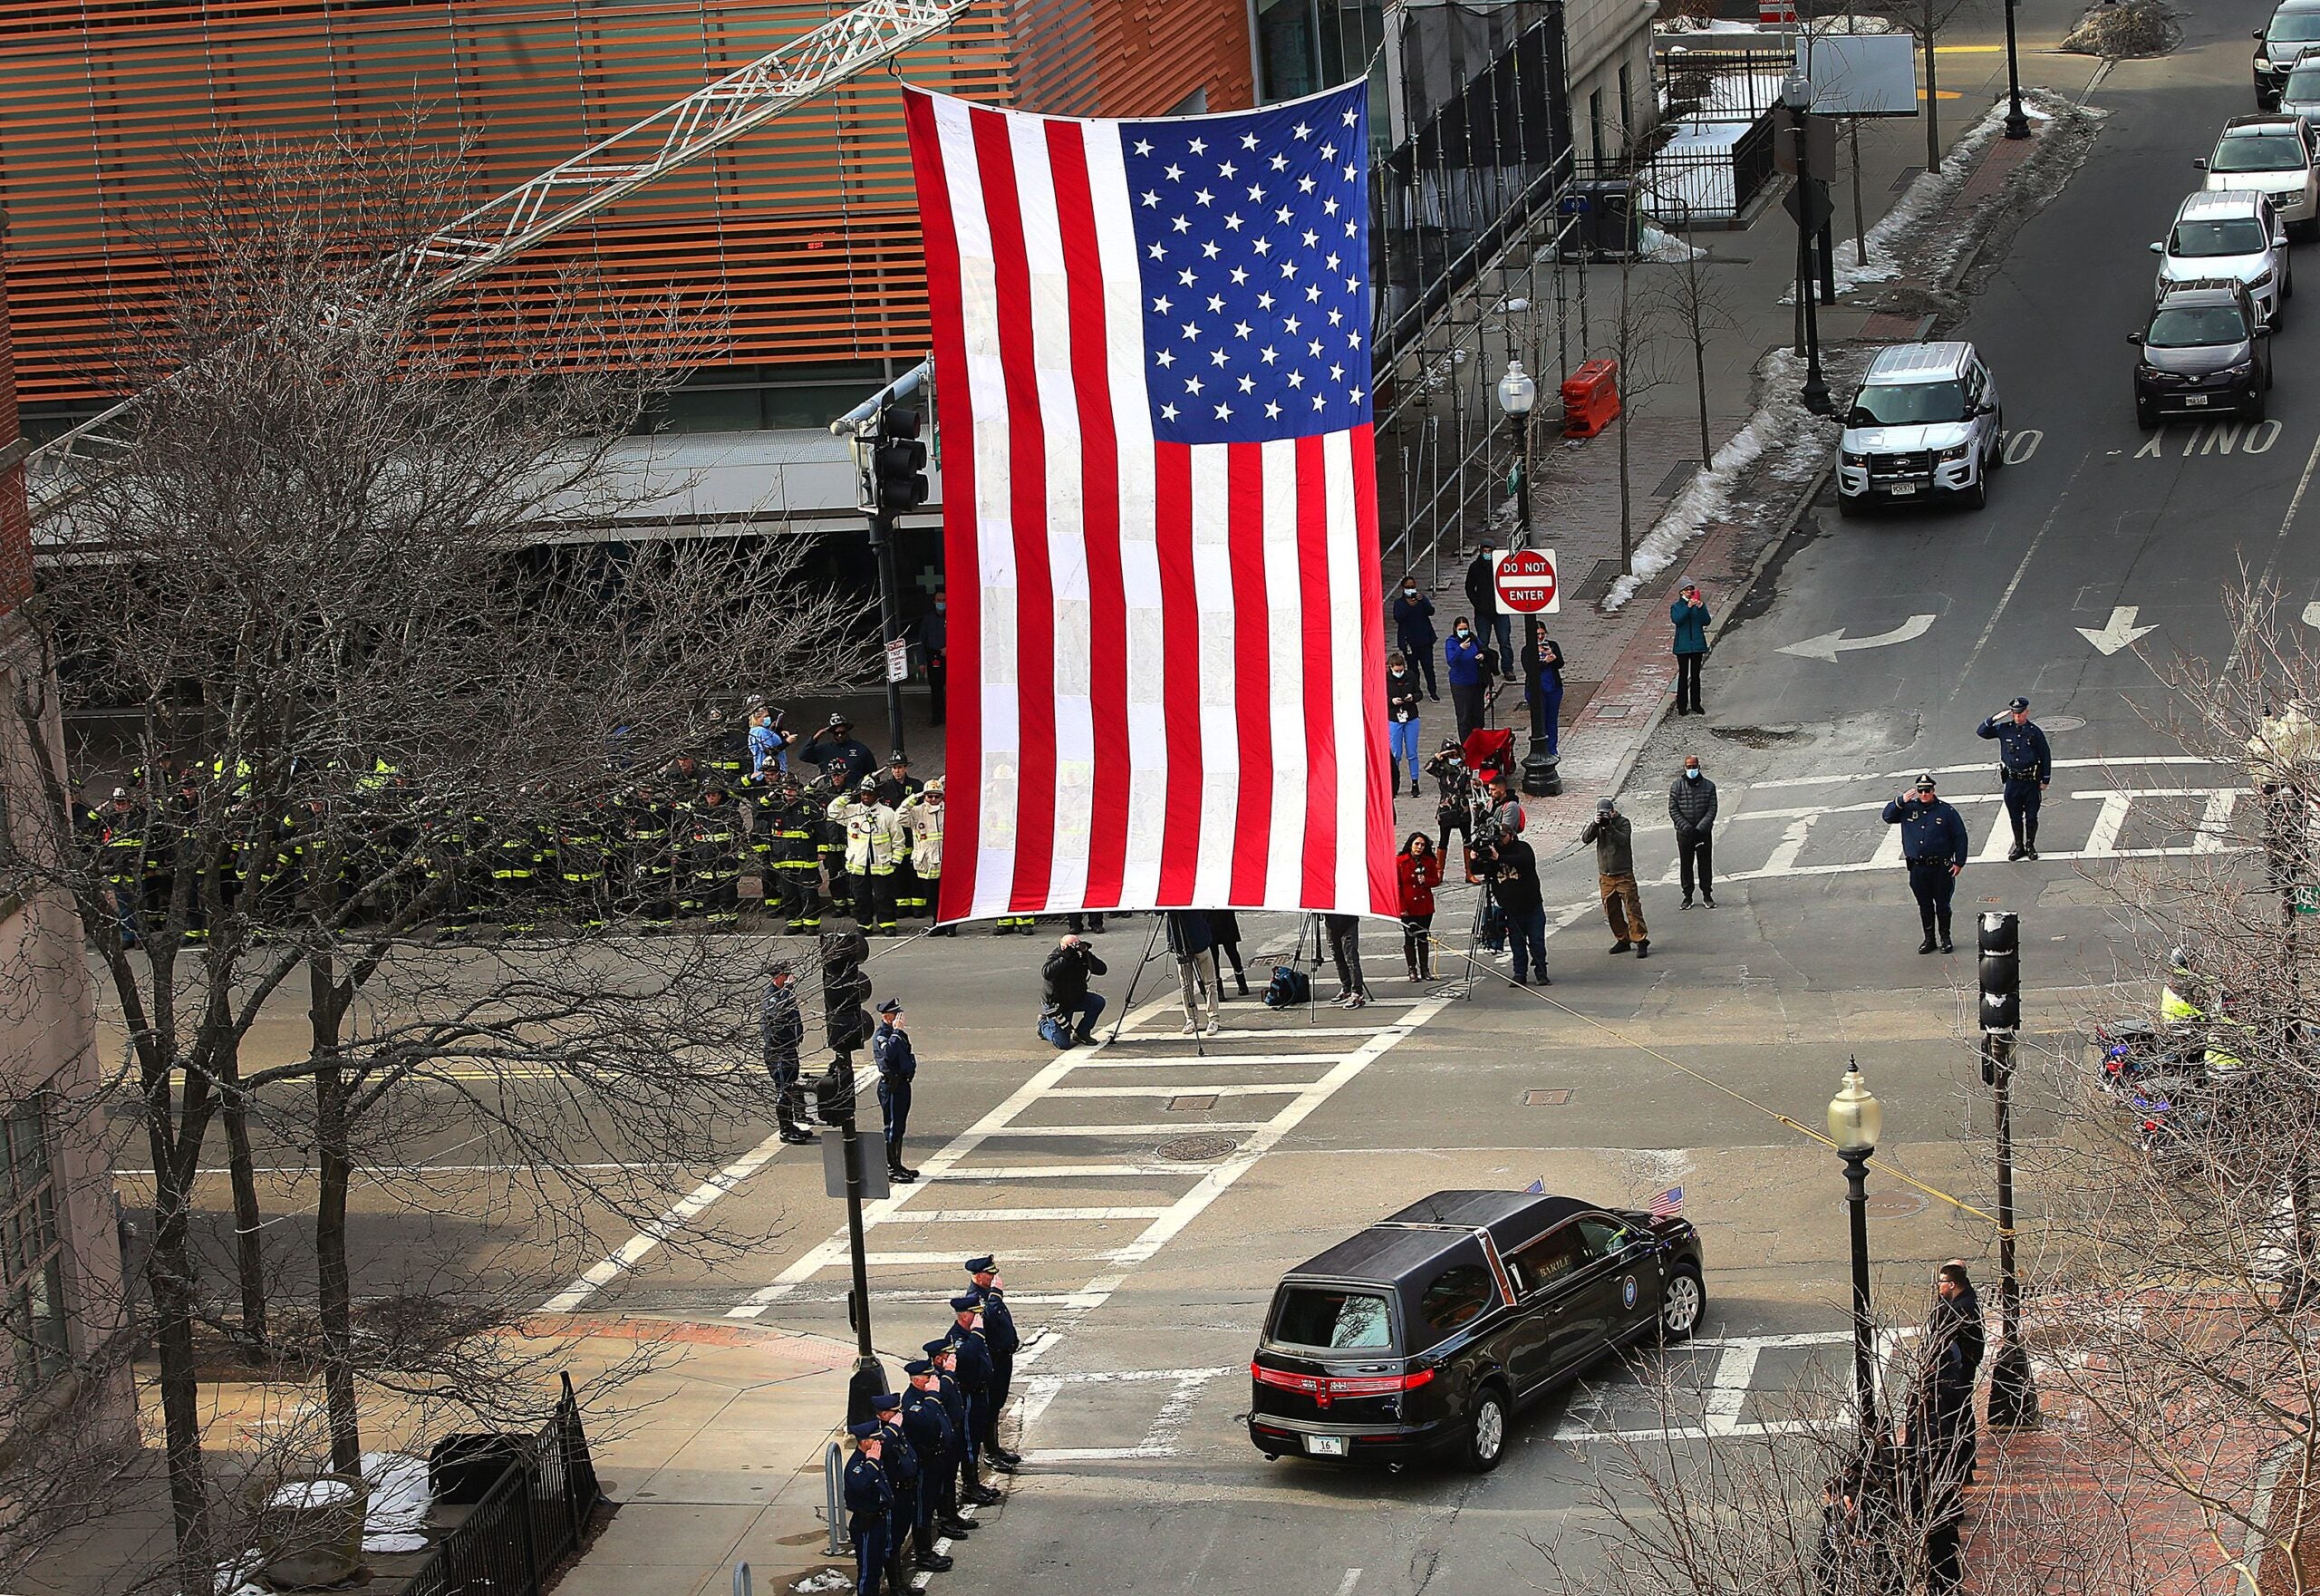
[1561,359,1621,438]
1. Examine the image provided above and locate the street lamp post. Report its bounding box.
[1782,74,1832,416]
[1496,360,1560,798]
[2002,0,2032,140]
[1828,1063,1883,1429]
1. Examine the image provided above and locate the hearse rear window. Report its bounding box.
[1417,1264,1496,1343]
[1272,1287,1393,1349]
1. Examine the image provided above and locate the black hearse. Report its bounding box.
[1247,1190,1706,1471]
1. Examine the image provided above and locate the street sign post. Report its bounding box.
[884,638,910,684]
[1494,547,1560,614]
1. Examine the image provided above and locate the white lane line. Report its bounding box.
[1702,1341,1761,1434]
[1105,1025,1406,1041]
[957,1121,1276,1137]
[538,1128,793,1313]
[1759,814,1815,875]
[1762,756,2221,791]
[2231,423,2320,673]
[860,1249,1125,1267]
[871,1205,1172,1224]
[1334,1572,1364,1596]
[2083,791,2131,856]
[1974,807,2015,863]
[2194,788,2239,854]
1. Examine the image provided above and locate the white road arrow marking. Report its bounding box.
[1776,614,1937,663]
[2077,605,2156,655]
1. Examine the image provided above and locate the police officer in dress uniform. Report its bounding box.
[842,1420,894,1596]
[872,1390,950,1587]
[760,962,814,1145]
[940,1301,1003,1500]
[871,999,919,1182]
[964,1256,1023,1468]
[1881,773,1971,954]
[922,1339,992,1507]
[1976,695,2054,861]
[903,1357,973,1547]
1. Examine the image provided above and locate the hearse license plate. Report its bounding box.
[2183,394,2209,406]
[1305,1434,1348,1456]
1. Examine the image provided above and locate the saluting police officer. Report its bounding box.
[1976,695,2053,861]
[942,1298,1003,1498]
[903,1356,972,1544]
[872,1389,948,1586]
[922,1339,991,1508]
[1881,773,1970,954]
[964,1256,1022,1468]
[871,998,919,1184]
[842,1420,894,1596]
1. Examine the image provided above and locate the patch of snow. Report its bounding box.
[1601,349,1833,614]
[361,1452,431,1535]
[363,1533,430,1555]
[792,1571,852,1594]
[1638,224,1706,263]
[267,1478,358,1510]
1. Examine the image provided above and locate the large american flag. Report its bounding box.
[904,82,1395,924]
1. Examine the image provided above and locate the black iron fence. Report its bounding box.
[403,1375,602,1596]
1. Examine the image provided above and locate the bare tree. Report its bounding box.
[5,123,864,1592]
[1643,219,1735,465]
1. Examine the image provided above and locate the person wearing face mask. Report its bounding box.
[1464,540,1513,670]
[1391,576,1440,699]
[1668,755,1718,910]
[1386,652,1425,796]
[1445,618,1487,739]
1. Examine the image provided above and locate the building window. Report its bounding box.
[1619,63,1633,145]
[1256,0,1320,102]
[1589,88,1605,166]
[0,1098,69,1388]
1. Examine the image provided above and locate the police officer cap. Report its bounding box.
[846,1420,881,1440]
[923,1338,955,1357]
[873,1391,903,1411]
[2007,696,2029,711]
[948,1292,982,1312]
[876,998,904,1015]
[964,1254,997,1274]
[1915,772,1938,791]
[903,1359,934,1377]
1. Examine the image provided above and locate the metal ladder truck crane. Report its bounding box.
[14,0,973,522]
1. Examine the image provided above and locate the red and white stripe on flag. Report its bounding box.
[904,82,1397,924]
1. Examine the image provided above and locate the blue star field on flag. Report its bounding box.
[1120,84,1373,447]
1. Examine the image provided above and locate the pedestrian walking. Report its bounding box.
[1668,755,1719,910]
[1165,909,1222,1035]
[1392,576,1440,698]
[1881,774,1969,954]
[870,998,918,1183]
[1206,908,1250,997]
[965,1255,1023,1466]
[1396,833,1445,982]
[1426,737,1476,864]
[842,1422,894,1596]
[1482,821,1550,983]
[759,962,814,1145]
[1522,624,1565,760]
[902,1359,972,1541]
[1581,797,1650,958]
[1465,540,1514,668]
[1039,933,1109,1045]
[1445,620,1487,739]
[870,1391,933,1589]
[943,1294,1005,1492]
[1323,911,1369,1007]
[1387,653,1425,797]
[1670,580,1711,716]
[1977,695,2052,861]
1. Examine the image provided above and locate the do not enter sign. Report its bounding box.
[1494,547,1559,614]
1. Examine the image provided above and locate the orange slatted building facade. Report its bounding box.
[0,0,1255,413]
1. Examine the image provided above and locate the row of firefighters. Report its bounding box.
[78,766,949,942]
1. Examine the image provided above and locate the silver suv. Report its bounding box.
[2153,189,2290,327]
[2281,44,2320,122]
[1835,343,2005,516]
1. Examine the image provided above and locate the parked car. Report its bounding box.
[1246,1189,1706,1472]
[1834,341,2006,515]
[2280,44,2320,123]
[2198,116,2320,237]
[2256,0,2320,107]
[2131,279,2271,428]
[2152,189,2290,327]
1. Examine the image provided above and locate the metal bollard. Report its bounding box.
[823,1441,850,1555]
[732,1562,752,1596]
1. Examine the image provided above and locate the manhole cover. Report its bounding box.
[1861,1192,1928,1219]
[1523,1088,1572,1107]
[1157,1133,1242,1162]
[1165,1093,1219,1112]
[2043,715,2086,732]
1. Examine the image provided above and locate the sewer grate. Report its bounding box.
[1651,459,1702,498]
[1165,1093,1219,1112]
[1861,1192,1929,1219]
[1523,1088,1572,1107]
[1573,557,1622,605]
[1157,1132,1242,1162]
[1888,165,1922,193]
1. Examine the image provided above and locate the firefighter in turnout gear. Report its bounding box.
[896,778,948,933]
[875,753,923,919]
[97,788,147,947]
[740,758,783,919]
[626,783,679,933]
[817,769,855,920]
[684,782,744,927]
[767,775,823,933]
[830,777,904,934]
[556,793,614,932]
[1976,695,2054,861]
[486,800,548,935]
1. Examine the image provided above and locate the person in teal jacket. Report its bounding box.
[1670,580,1710,716]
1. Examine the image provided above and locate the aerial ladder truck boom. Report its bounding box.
[24,0,971,520]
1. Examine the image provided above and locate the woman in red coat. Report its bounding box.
[1396,832,1445,982]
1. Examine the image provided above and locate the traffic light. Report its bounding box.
[821,927,874,1054]
[1978,911,2020,1035]
[873,406,928,514]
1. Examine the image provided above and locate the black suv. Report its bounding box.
[1246,1190,1706,1472]
[2132,280,2271,428]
